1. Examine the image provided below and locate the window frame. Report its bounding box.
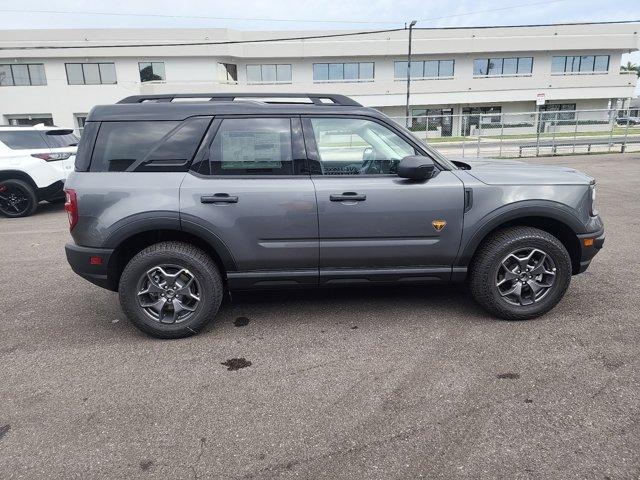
[65,62,117,85]
[0,63,47,86]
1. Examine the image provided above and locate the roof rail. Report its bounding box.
[117,93,362,106]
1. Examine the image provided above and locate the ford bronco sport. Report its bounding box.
[64,94,604,338]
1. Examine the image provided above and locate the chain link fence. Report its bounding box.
[390,108,640,158]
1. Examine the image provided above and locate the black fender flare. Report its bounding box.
[455,200,586,267]
[102,211,237,272]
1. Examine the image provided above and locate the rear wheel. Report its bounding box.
[0,179,38,218]
[119,241,224,339]
[469,227,572,320]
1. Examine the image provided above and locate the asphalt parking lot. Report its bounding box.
[1,153,639,479]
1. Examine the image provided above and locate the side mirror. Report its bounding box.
[397,155,435,180]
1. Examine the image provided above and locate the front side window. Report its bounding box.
[0,63,46,86]
[207,118,293,175]
[66,63,116,85]
[139,62,165,82]
[309,118,416,176]
[245,64,292,84]
[474,57,533,76]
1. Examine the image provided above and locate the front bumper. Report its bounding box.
[65,243,116,291]
[576,228,605,274]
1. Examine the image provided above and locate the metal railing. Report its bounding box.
[390,108,640,158]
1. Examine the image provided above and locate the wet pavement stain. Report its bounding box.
[222,358,252,371]
[140,459,154,471]
[234,317,250,327]
[497,372,520,379]
[0,424,10,440]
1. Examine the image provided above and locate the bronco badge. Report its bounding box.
[432,220,447,231]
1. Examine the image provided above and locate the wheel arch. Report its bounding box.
[458,203,584,275]
[0,170,37,190]
[107,227,237,290]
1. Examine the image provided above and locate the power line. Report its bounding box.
[0,8,402,25]
[0,28,406,51]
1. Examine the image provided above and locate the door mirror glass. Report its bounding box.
[397,155,435,180]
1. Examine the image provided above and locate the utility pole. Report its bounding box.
[405,20,417,127]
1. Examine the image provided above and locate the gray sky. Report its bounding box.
[0,0,638,65]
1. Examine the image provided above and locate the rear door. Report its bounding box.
[180,116,319,288]
[303,116,465,283]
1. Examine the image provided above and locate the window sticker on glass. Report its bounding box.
[221,131,283,169]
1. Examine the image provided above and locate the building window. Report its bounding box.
[551,55,609,74]
[0,64,46,86]
[5,114,54,126]
[217,63,237,83]
[473,57,533,76]
[66,63,116,85]
[246,64,292,84]
[138,62,165,82]
[313,62,375,82]
[394,60,454,79]
[75,114,88,135]
[540,103,577,120]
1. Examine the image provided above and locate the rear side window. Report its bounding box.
[0,131,49,150]
[206,118,293,175]
[43,130,79,148]
[90,118,210,172]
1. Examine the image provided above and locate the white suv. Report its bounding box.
[0,124,78,217]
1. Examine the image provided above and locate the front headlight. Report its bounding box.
[590,184,598,216]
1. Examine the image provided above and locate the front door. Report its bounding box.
[302,116,465,284]
[180,116,318,288]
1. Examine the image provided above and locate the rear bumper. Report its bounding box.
[65,243,116,291]
[576,228,605,274]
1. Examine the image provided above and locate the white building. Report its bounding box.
[0,21,638,136]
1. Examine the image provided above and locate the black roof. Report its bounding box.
[87,93,380,122]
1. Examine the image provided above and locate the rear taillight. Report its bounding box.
[64,189,78,231]
[31,152,72,162]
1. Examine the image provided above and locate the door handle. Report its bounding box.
[330,192,366,202]
[201,193,238,204]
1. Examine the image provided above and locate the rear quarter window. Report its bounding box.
[89,118,211,172]
[0,131,49,150]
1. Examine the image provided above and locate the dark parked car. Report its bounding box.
[616,116,640,125]
[64,93,604,338]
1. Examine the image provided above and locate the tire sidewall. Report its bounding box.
[119,248,221,337]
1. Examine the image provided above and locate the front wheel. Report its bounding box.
[0,179,38,218]
[119,241,224,339]
[469,227,572,320]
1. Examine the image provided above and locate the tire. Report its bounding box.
[469,226,572,320]
[0,179,38,218]
[119,241,224,339]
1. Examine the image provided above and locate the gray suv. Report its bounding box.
[64,94,604,338]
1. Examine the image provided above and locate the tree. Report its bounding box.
[621,61,640,77]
